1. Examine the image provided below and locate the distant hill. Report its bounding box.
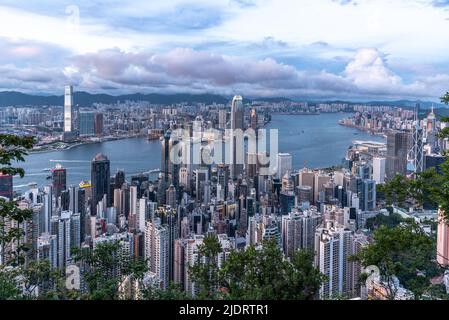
[314,99,445,109]
[360,99,445,109]
[0,91,230,107]
[0,91,445,108]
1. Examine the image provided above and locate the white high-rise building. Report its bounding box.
[43,186,53,234]
[145,218,169,290]
[137,198,147,232]
[64,85,73,133]
[37,233,58,269]
[130,185,138,216]
[315,223,353,299]
[51,211,71,270]
[372,157,386,184]
[276,153,292,180]
[179,167,189,191]
[281,212,302,257]
[281,209,322,257]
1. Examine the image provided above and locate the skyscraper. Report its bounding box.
[145,218,169,289]
[425,154,447,174]
[37,233,58,269]
[165,185,177,208]
[218,109,227,130]
[250,108,258,130]
[91,153,111,212]
[386,131,409,181]
[52,164,66,198]
[410,103,424,174]
[282,209,322,255]
[0,173,13,200]
[372,157,386,184]
[314,173,331,204]
[437,210,449,267]
[281,211,302,257]
[129,185,138,216]
[230,95,244,179]
[358,179,376,211]
[94,113,104,136]
[64,85,73,133]
[277,153,292,180]
[195,168,209,203]
[315,223,353,299]
[160,130,180,193]
[137,198,147,233]
[51,211,71,270]
[174,239,186,287]
[78,111,95,136]
[68,185,79,214]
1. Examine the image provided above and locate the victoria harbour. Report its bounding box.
[15,113,384,189]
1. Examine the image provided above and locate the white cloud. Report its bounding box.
[344,48,401,89]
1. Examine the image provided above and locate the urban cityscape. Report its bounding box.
[1,0,449,308]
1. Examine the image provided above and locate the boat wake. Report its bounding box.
[49,159,90,163]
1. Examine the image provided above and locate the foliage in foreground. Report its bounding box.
[190,236,324,300]
[0,134,35,266]
[351,221,440,300]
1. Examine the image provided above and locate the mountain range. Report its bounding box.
[0,91,445,109]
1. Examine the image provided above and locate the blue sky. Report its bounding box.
[0,0,449,100]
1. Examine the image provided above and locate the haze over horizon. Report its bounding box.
[1,0,449,101]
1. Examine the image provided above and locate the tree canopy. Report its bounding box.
[442,92,449,105]
[72,241,148,300]
[0,134,35,266]
[352,221,439,299]
[190,237,323,300]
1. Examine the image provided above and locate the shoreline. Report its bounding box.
[338,121,387,138]
[29,134,148,155]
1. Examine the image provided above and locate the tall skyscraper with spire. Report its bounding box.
[410,103,424,175]
[64,85,73,133]
[230,95,244,179]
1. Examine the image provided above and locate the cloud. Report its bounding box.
[56,47,448,100]
[332,0,358,5]
[0,38,70,67]
[0,1,449,100]
[1,45,448,100]
[344,49,401,89]
[431,0,449,7]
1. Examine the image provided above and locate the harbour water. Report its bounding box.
[14,113,384,189]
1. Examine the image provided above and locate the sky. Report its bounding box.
[0,0,449,101]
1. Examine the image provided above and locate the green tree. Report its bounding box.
[442,92,449,105]
[377,174,411,208]
[72,241,148,300]
[284,250,324,300]
[189,234,222,299]
[218,239,323,300]
[0,134,35,266]
[365,212,404,231]
[142,283,191,300]
[352,221,438,299]
[19,260,77,300]
[0,266,21,299]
